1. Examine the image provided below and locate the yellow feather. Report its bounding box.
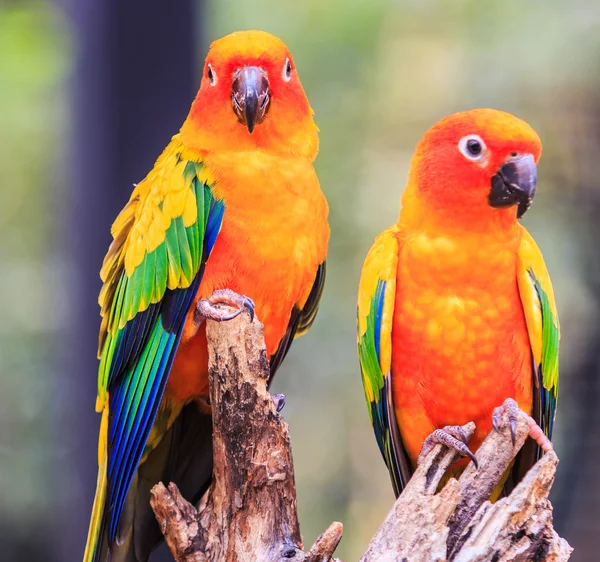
[167,264,180,288]
[110,197,136,238]
[193,160,215,186]
[145,218,166,254]
[357,225,400,385]
[124,238,144,277]
[82,405,109,562]
[182,187,197,227]
[516,226,560,369]
[162,180,187,218]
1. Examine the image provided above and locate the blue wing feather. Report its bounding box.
[107,278,199,538]
[374,281,385,364]
[103,172,224,541]
[357,227,409,497]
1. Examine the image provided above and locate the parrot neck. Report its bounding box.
[398,183,521,238]
[396,184,524,289]
[179,107,319,160]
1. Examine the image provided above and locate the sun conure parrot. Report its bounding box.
[357,109,558,497]
[83,30,329,562]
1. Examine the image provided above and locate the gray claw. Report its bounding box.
[418,426,478,468]
[242,296,255,322]
[195,289,255,325]
[492,398,519,446]
[510,419,517,445]
[221,309,243,321]
[464,448,479,469]
[272,393,286,412]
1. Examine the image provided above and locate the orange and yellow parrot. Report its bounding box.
[84,31,329,561]
[357,109,558,496]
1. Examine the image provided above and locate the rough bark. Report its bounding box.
[150,311,342,562]
[151,311,571,562]
[360,412,572,562]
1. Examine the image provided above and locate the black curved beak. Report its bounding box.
[231,66,270,134]
[489,154,537,218]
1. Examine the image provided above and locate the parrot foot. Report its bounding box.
[194,289,255,326]
[492,397,553,453]
[418,425,478,468]
[524,414,554,453]
[492,397,519,445]
[271,393,286,412]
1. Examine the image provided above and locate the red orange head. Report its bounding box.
[405,109,542,223]
[181,31,318,158]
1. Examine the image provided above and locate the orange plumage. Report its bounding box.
[392,110,539,464]
[358,109,559,496]
[171,31,329,398]
[85,31,329,562]
[169,143,329,399]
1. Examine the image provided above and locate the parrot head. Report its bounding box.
[181,30,318,157]
[406,109,542,224]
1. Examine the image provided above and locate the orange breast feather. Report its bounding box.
[391,226,533,465]
[166,149,329,402]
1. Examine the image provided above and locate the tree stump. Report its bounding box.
[360,415,571,562]
[150,312,571,562]
[150,311,342,562]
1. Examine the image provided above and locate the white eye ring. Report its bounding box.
[207,64,217,86]
[282,58,292,82]
[458,134,487,161]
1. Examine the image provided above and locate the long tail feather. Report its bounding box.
[83,406,109,562]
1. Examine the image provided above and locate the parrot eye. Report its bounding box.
[207,64,217,86]
[458,134,487,161]
[283,58,292,82]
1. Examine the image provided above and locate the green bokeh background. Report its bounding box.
[1,0,599,560]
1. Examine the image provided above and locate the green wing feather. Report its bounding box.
[86,140,225,561]
[517,227,560,441]
[357,227,409,496]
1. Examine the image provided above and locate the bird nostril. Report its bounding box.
[511,152,518,158]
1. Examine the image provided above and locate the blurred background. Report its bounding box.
[1,0,599,560]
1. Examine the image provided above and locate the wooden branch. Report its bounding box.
[150,308,571,562]
[360,409,572,562]
[150,311,342,562]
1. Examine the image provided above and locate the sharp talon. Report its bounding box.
[493,398,520,446]
[272,393,286,412]
[466,449,479,469]
[221,308,243,322]
[243,297,255,322]
[418,425,477,468]
[510,419,517,445]
[453,439,478,468]
[195,289,255,324]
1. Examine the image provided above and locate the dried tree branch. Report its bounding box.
[151,308,571,562]
[360,409,572,562]
[150,311,342,562]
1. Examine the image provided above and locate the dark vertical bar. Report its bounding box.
[58,0,199,559]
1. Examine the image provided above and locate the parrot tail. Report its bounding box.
[82,402,214,562]
[82,396,143,562]
[83,406,110,562]
[83,458,107,562]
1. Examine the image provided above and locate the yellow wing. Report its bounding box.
[85,138,225,561]
[517,226,560,441]
[357,225,410,496]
